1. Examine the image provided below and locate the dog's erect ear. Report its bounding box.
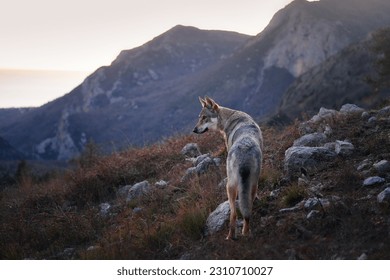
[198,96,207,108]
[205,96,220,112]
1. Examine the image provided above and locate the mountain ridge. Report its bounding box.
[2,0,390,160]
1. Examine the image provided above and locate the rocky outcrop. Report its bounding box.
[284,146,337,179]
[284,104,362,178]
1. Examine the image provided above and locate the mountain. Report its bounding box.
[190,0,390,117]
[276,35,390,121]
[2,0,390,161]
[0,26,250,160]
[0,136,24,160]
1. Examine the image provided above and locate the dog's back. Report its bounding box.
[193,97,263,239]
[225,112,263,237]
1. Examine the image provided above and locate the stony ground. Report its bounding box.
[1,104,390,260]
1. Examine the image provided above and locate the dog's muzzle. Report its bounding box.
[193,127,208,134]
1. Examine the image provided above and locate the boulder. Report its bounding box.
[377,106,390,118]
[373,160,390,174]
[181,143,201,158]
[205,200,231,236]
[196,156,215,175]
[293,132,327,147]
[357,159,372,172]
[195,154,211,166]
[284,146,337,178]
[377,187,390,205]
[340,104,365,114]
[126,180,151,202]
[117,185,132,198]
[335,140,354,156]
[363,176,385,187]
[309,107,339,123]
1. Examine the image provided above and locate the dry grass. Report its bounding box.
[1,111,390,260]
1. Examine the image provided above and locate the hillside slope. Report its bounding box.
[1,103,390,259]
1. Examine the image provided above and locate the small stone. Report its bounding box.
[363,176,385,187]
[377,187,390,204]
[304,198,320,210]
[195,157,215,175]
[155,180,168,188]
[358,253,368,260]
[340,104,365,114]
[377,106,390,118]
[181,143,201,158]
[304,198,330,210]
[357,159,371,171]
[99,202,111,216]
[181,167,197,182]
[279,201,304,213]
[195,154,211,166]
[293,132,327,147]
[309,107,339,123]
[306,210,321,220]
[133,207,143,214]
[335,140,354,156]
[126,181,150,202]
[213,157,222,166]
[361,111,369,119]
[373,160,390,174]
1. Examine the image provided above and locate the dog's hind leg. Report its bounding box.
[226,183,238,240]
[242,183,258,237]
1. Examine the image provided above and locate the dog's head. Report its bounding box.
[193,96,220,134]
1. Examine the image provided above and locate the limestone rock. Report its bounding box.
[340,104,365,114]
[335,140,354,156]
[181,143,201,158]
[284,146,337,178]
[205,201,230,236]
[377,187,390,205]
[363,176,385,187]
[293,132,327,147]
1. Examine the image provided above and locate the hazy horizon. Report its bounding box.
[0,69,88,108]
[0,0,302,108]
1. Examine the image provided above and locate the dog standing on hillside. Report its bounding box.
[193,96,263,240]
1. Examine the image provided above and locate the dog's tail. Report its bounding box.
[238,166,252,221]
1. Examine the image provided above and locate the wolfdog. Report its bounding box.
[193,96,263,240]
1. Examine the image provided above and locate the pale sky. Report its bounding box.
[0,0,298,108]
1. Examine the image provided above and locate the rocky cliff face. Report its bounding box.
[261,0,390,77]
[276,33,390,121]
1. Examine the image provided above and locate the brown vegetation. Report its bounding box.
[1,110,390,259]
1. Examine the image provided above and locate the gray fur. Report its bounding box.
[193,96,263,239]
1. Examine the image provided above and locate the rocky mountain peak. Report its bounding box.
[259,0,349,77]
